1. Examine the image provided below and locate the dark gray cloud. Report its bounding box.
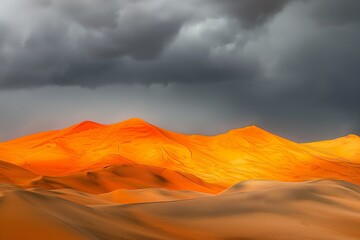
[0,0,359,141]
[212,0,290,28]
[308,0,360,26]
[0,0,283,87]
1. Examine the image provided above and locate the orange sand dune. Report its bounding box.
[25,163,220,194]
[0,160,220,194]
[0,118,359,187]
[1,180,360,240]
[0,160,38,185]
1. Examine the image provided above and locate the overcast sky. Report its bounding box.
[0,0,359,142]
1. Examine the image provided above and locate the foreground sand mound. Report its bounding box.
[1,180,360,240]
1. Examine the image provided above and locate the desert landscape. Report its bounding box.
[1,118,360,240]
[1,0,359,239]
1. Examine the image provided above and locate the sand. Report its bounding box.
[1,118,360,239]
[1,180,360,240]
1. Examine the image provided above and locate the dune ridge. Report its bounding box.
[0,118,359,188]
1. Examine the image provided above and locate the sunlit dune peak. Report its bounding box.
[111,118,164,136]
[109,118,150,127]
[63,118,158,136]
[65,120,104,134]
[228,125,281,141]
[119,117,150,125]
[231,125,268,134]
[345,134,360,139]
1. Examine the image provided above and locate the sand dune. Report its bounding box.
[1,119,359,239]
[305,134,360,161]
[25,163,221,194]
[0,160,38,185]
[1,180,360,240]
[0,160,220,194]
[0,118,359,187]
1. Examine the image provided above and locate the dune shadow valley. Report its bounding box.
[1,118,360,240]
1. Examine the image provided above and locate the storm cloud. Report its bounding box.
[0,0,290,87]
[0,0,359,141]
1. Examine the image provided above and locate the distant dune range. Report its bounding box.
[0,118,359,189]
[1,118,360,239]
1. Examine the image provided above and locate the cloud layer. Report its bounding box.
[0,0,359,141]
[0,0,291,87]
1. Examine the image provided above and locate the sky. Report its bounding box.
[0,0,359,142]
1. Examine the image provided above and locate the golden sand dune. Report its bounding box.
[0,118,359,187]
[305,134,360,161]
[1,180,360,240]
